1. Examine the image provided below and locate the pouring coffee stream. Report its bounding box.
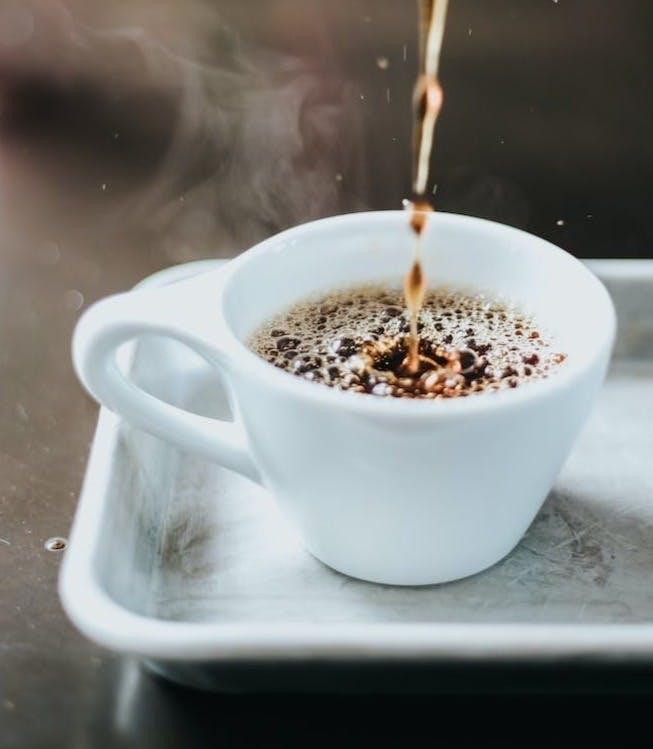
[401,0,449,375]
[403,199,431,374]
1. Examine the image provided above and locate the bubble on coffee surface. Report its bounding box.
[248,285,566,399]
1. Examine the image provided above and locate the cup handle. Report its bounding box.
[72,281,262,484]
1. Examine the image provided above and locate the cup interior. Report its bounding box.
[223,211,614,373]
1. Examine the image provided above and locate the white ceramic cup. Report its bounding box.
[73,212,615,585]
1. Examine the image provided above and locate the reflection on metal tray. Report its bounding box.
[60,258,653,690]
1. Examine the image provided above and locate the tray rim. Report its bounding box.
[59,257,653,663]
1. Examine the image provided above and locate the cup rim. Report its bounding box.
[217,211,616,418]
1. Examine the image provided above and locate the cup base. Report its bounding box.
[306,544,517,587]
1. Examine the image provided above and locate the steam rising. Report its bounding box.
[129,44,368,253]
[21,1,369,255]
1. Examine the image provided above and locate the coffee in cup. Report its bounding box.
[248,284,566,400]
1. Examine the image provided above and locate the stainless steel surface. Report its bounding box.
[3,0,653,745]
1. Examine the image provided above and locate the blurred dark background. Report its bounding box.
[3,2,653,746]
[1,0,652,261]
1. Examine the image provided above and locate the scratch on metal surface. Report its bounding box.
[0,538,10,545]
[549,528,589,552]
[552,508,639,551]
[591,521,646,551]
[506,565,540,586]
[577,599,589,619]
[520,544,559,564]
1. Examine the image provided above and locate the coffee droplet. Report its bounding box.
[45,537,67,552]
[404,198,433,238]
[405,261,425,309]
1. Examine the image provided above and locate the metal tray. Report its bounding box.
[60,258,653,691]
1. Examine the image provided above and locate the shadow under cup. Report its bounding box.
[219,211,615,585]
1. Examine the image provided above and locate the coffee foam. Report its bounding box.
[248,284,566,399]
